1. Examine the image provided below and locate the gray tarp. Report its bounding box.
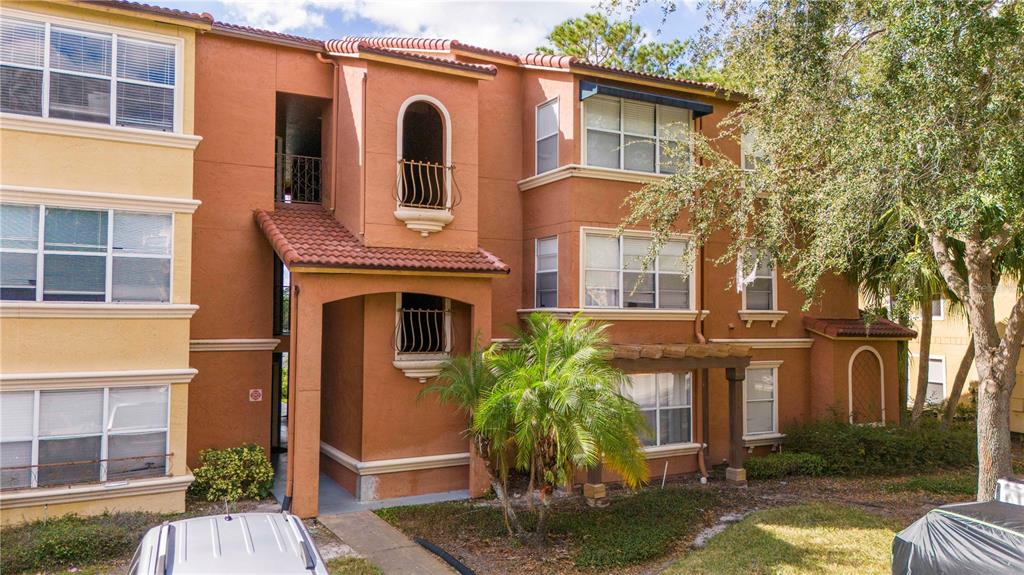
[892,501,1024,574]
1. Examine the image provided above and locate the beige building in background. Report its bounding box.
[907,278,1024,433]
[0,1,208,524]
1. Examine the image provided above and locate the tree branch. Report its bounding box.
[929,232,969,301]
[1000,292,1024,365]
[979,221,1016,262]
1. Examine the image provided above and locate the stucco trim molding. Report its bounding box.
[320,442,470,475]
[0,474,194,509]
[0,303,198,319]
[737,309,789,328]
[518,308,710,322]
[643,443,703,459]
[743,432,786,448]
[0,114,203,149]
[0,368,197,390]
[189,339,281,352]
[517,163,669,191]
[0,185,201,214]
[708,338,813,349]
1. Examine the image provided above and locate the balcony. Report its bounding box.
[275,153,322,204]
[393,300,451,382]
[394,159,455,236]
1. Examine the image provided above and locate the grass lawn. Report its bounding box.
[666,503,899,575]
[326,557,384,574]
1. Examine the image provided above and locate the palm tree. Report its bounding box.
[420,346,524,537]
[475,313,649,544]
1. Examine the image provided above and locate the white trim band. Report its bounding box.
[320,442,470,475]
[517,163,669,191]
[643,442,703,459]
[0,474,193,509]
[518,308,709,321]
[1,368,196,390]
[0,303,198,319]
[1,185,201,214]
[190,339,281,352]
[1,114,202,150]
[708,338,813,349]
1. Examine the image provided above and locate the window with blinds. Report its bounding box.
[583,95,691,174]
[0,15,177,132]
[535,236,558,308]
[583,231,692,309]
[745,367,777,436]
[535,98,559,175]
[0,386,169,490]
[0,203,173,303]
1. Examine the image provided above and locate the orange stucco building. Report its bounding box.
[187,26,916,518]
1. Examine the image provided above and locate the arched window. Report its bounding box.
[848,346,885,424]
[398,97,449,210]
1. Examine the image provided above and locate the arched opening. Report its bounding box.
[399,100,448,209]
[849,347,884,424]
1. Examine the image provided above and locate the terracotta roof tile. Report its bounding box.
[323,39,497,75]
[212,21,324,48]
[254,204,509,274]
[803,316,917,339]
[89,0,213,24]
[337,36,519,62]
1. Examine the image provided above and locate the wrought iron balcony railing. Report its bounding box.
[275,153,322,204]
[396,159,453,210]
[395,307,450,355]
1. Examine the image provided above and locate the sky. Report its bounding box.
[156,0,705,55]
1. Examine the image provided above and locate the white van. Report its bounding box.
[128,512,330,574]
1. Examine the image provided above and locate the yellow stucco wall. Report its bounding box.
[0,1,203,523]
[907,279,1024,432]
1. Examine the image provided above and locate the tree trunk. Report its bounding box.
[941,335,975,427]
[533,499,550,546]
[491,478,525,537]
[911,295,934,423]
[976,376,1013,501]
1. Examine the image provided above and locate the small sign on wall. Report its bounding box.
[249,388,264,402]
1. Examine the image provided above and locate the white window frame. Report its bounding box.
[534,236,558,308]
[739,250,777,311]
[0,8,184,133]
[581,95,692,175]
[394,293,452,360]
[931,297,945,320]
[0,386,171,490]
[623,372,693,447]
[743,361,782,437]
[0,203,174,304]
[580,227,695,310]
[926,355,947,406]
[535,97,559,175]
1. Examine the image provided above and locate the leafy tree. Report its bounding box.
[537,12,704,80]
[624,0,1024,500]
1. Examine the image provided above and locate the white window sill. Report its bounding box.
[518,308,709,321]
[393,206,454,236]
[393,355,448,382]
[738,309,788,328]
[1,113,202,150]
[643,442,703,458]
[0,302,197,319]
[0,474,193,509]
[518,163,671,191]
[742,433,785,447]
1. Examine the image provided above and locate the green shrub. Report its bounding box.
[0,512,156,574]
[188,443,274,502]
[784,418,976,476]
[745,452,827,480]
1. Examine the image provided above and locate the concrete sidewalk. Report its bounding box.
[319,511,455,574]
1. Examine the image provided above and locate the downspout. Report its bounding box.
[693,115,709,481]
[315,53,339,213]
[282,283,300,512]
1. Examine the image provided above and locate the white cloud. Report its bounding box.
[221,0,594,54]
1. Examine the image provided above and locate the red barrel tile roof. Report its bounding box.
[803,316,917,339]
[92,0,213,23]
[254,204,509,274]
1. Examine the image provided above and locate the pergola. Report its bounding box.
[607,342,753,483]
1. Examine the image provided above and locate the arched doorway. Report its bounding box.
[849,346,884,424]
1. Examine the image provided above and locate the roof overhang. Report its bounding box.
[580,80,714,118]
[608,343,752,372]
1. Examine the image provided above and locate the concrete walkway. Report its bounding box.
[319,511,454,574]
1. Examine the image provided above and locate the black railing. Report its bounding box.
[275,153,322,204]
[395,308,449,354]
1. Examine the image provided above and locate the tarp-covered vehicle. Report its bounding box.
[892,479,1024,575]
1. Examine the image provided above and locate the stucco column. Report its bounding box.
[286,279,324,518]
[467,291,492,498]
[725,367,747,483]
